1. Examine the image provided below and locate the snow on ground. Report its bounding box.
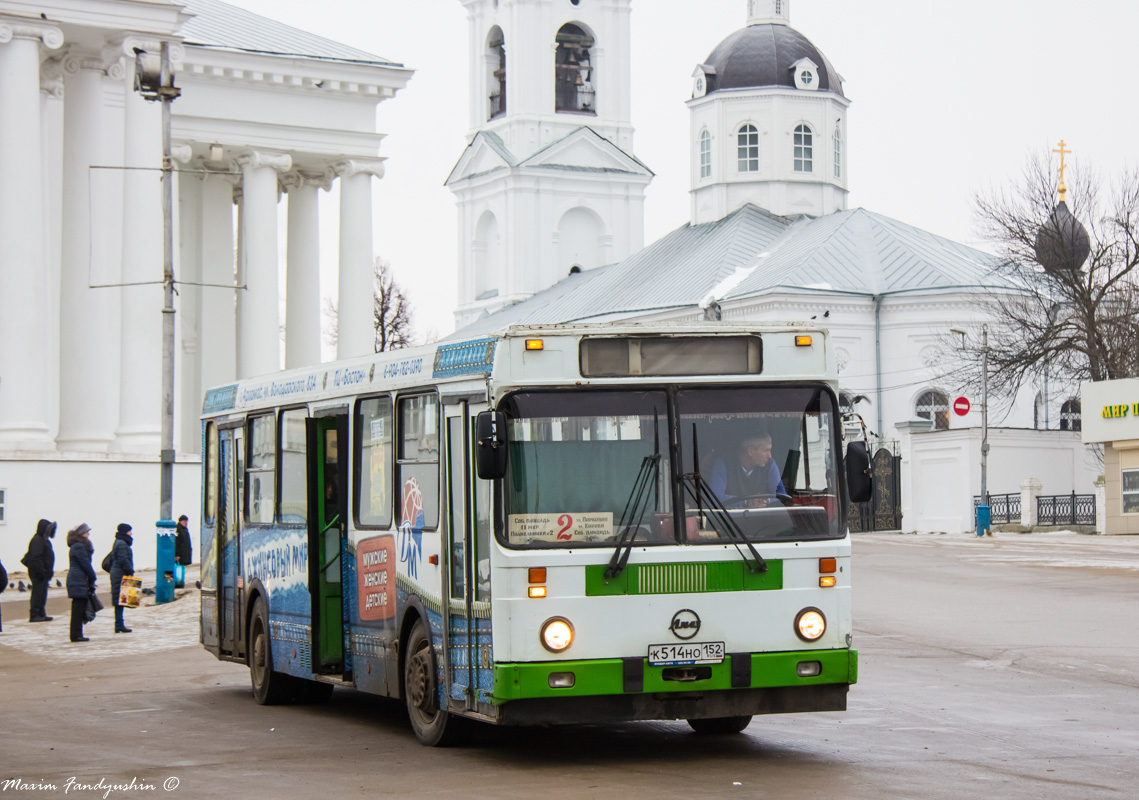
[0,568,202,662]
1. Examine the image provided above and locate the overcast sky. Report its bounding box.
[224,0,1139,340]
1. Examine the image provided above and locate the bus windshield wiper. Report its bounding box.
[682,425,767,574]
[604,411,662,580]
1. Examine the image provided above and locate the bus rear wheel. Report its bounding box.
[687,715,753,734]
[249,598,295,705]
[404,619,464,746]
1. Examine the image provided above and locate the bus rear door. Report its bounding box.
[217,425,245,661]
[307,413,349,677]
[443,400,479,713]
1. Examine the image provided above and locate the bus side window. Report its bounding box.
[279,408,308,524]
[356,395,394,528]
[246,413,275,525]
[205,421,219,524]
[398,394,439,530]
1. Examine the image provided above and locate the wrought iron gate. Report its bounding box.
[847,446,902,532]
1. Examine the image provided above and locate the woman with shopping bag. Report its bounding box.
[109,523,135,633]
[66,523,97,642]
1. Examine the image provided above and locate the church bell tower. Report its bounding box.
[448,0,651,329]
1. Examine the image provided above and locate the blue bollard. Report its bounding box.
[975,504,991,538]
[156,520,177,604]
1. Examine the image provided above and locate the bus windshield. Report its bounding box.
[500,386,843,549]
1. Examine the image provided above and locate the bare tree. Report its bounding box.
[322,258,415,354]
[372,257,413,352]
[962,151,1139,398]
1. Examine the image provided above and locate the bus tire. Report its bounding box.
[249,598,294,705]
[687,715,752,734]
[404,619,464,747]
[294,679,334,704]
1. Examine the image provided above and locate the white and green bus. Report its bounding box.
[199,323,869,745]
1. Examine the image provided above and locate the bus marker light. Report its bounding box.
[428,554,438,566]
[549,672,576,689]
[819,576,836,588]
[796,661,822,678]
[795,608,826,642]
[541,617,575,652]
[795,335,813,347]
[819,558,836,573]
[529,586,547,598]
[525,339,545,351]
[529,567,547,583]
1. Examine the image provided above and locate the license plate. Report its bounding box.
[647,641,725,666]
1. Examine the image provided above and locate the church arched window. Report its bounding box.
[487,27,506,121]
[1060,398,1082,431]
[833,126,841,179]
[474,211,501,300]
[555,23,596,115]
[915,390,950,431]
[737,124,759,173]
[794,124,813,173]
[699,129,712,179]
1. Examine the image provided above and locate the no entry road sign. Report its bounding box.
[954,396,971,416]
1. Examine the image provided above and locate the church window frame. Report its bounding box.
[833,126,842,179]
[737,123,759,173]
[915,390,951,431]
[775,0,783,14]
[1060,398,1082,431]
[699,128,712,179]
[554,22,597,116]
[794,124,814,173]
[487,26,507,121]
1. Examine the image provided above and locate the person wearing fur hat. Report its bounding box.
[66,523,97,642]
[23,519,57,622]
[109,523,136,634]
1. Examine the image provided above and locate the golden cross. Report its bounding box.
[1053,139,1071,203]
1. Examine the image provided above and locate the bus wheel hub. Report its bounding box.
[407,650,433,710]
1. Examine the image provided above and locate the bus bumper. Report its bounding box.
[491,649,857,727]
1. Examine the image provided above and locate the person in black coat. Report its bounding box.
[66,523,97,642]
[23,518,57,623]
[174,514,192,588]
[109,523,135,633]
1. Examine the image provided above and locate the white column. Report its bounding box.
[236,150,291,378]
[334,158,385,359]
[57,49,122,451]
[115,46,164,452]
[0,20,63,449]
[282,170,327,368]
[199,173,238,392]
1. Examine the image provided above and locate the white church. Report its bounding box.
[444,0,1098,532]
[0,0,1098,570]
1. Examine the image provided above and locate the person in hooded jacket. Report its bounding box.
[109,523,135,633]
[66,523,97,642]
[24,519,57,622]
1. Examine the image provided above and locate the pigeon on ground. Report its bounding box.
[18,581,26,592]
[56,579,62,587]
[195,580,201,589]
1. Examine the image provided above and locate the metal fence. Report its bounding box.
[974,492,1096,526]
[1037,493,1096,526]
[973,493,1021,524]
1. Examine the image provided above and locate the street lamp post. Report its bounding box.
[952,324,990,536]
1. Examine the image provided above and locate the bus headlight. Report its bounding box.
[540,617,575,653]
[795,608,826,642]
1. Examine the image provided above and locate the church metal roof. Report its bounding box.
[179,0,401,66]
[703,23,844,98]
[451,205,1007,338]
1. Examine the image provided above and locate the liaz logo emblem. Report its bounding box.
[669,609,701,640]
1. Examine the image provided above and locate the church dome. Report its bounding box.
[702,24,844,97]
[1034,201,1090,275]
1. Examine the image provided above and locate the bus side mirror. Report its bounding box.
[476,410,508,480]
[846,441,872,503]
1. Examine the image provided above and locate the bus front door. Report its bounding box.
[308,415,348,674]
[218,426,245,660]
[444,401,476,712]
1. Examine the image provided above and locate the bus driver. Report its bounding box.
[709,432,786,508]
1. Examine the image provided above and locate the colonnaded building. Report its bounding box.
[0,0,409,567]
[445,0,1098,533]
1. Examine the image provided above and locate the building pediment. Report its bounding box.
[520,127,652,176]
[445,132,516,185]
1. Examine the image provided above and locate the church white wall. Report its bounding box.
[0,459,201,572]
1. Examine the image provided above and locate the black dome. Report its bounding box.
[1034,201,1090,275]
[703,24,844,97]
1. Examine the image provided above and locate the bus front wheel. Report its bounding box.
[687,715,753,734]
[249,598,295,705]
[404,619,464,746]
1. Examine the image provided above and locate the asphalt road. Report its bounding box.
[1,532,1136,799]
